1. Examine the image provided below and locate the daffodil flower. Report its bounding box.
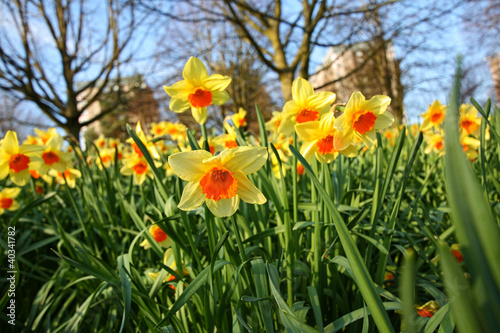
[120,155,162,185]
[39,134,72,175]
[278,78,336,134]
[334,92,393,150]
[0,131,44,186]
[231,107,247,128]
[295,111,358,163]
[168,146,267,217]
[423,130,444,155]
[420,100,446,131]
[148,248,188,284]
[49,168,82,188]
[140,225,172,250]
[459,103,481,137]
[0,187,21,215]
[164,57,231,125]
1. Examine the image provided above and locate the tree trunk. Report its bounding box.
[279,71,294,102]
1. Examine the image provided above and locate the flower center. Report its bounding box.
[317,135,335,155]
[9,154,30,173]
[237,117,247,127]
[101,155,112,163]
[200,167,238,201]
[430,110,444,124]
[133,161,148,175]
[30,170,40,179]
[435,140,444,150]
[42,151,60,165]
[225,140,238,149]
[296,108,319,123]
[353,111,377,134]
[1,198,13,209]
[150,225,167,243]
[461,119,477,134]
[188,88,213,108]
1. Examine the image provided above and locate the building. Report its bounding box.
[77,75,160,142]
[309,40,405,124]
[489,52,500,104]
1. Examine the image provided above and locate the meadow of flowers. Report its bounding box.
[1,57,499,332]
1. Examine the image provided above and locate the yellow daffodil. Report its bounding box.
[49,168,82,188]
[150,121,169,137]
[164,57,231,125]
[148,248,189,284]
[278,78,336,134]
[120,155,161,185]
[295,111,358,163]
[231,107,247,128]
[34,127,59,145]
[212,123,239,150]
[420,100,446,131]
[140,225,172,250]
[423,131,445,155]
[39,134,72,175]
[94,134,108,150]
[96,147,118,169]
[0,187,21,215]
[460,134,480,161]
[127,122,161,160]
[168,146,267,217]
[334,92,393,150]
[0,131,44,186]
[416,300,440,318]
[459,104,481,137]
[265,111,283,137]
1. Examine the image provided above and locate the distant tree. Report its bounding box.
[0,0,154,141]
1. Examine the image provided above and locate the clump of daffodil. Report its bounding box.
[460,133,480,161]
[140,225,172,250]
[278,78,336,134]
[459,103,481,137]
[0,187,22,215]
[38,133,72,176]
[420,100,446,131]
[164,57,231,125]
[0,131,44,186]
[231,107,247,128]
[295,111,358,163]
[49,168,82,188]
[334,92,393,150]
[168,146,267,217]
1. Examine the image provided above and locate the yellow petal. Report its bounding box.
[334,129,355,151]
[203,74,231,91]
[299,140,318,163]
[0,163,8,181]
[2,131,19,155]
[344,92,365,116]
[178,181,206,211]
[163,80,192,98]
[211,91,230,105]
[295,121,321,142]
[373,112,394,130]
[339,145,358,158]
[307,91,336,113]
[361,95,391,115]
[183,57,208,86]
[206,196,239,217]
[316,151,338,164]
[219,146,268,175]
[234,171,266,204]
[358,130,376,148]
[191,107,208,125]
[168,150,213,181]
[292,78,314,105]
[10,169,30,186]
[2,187,21,198]
[8,201,19,211]
[170,97,191,113]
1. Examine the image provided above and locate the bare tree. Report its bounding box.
[140,0,467,124]
[0,0,154,141]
